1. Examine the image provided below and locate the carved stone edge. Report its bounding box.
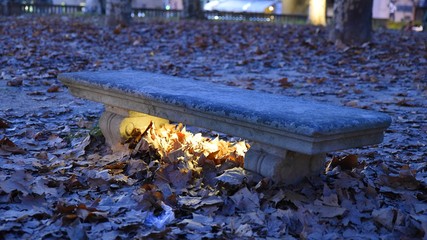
[244,143,325,185]
[99,109,124,148]
[99,105,169,149]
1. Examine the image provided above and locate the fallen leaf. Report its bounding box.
[279,77,293,88]
[66,219,88,240]
[7,78,23,86]
[0,118,9,128]
[230,187,260,211]
[311,205,347,218]
[0,170,32,196]
[326,154,358,172]
[321,184,339,207]
[216,168,247,186]
[47,85,60,93]
[0,137,26,154]
[372,207,396,231]
[178,196,202,209]
[235,223,253,237]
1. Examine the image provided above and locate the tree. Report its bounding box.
[183,0,203,19]
[86,0,106,14]
[105,0,132,27]
[329,0,373,45]
[1,0,9,15]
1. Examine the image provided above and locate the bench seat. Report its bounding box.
[58,70,391,184]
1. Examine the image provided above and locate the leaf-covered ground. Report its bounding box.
[0,15,426,239]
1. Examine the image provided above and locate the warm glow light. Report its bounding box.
[308,0,326,26]
[119,111,169,140]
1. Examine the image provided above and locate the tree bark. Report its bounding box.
[105,0,132,27]
[329,0,373,45]
[183,0,203,19]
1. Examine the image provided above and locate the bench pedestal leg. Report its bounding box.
[244,144,325,185]
[99,106,169,149]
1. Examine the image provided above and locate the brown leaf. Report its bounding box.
[27,91,45,96]
[0,118,9,128]
[47,85,60,93]
[65,175,85,191]
[194,35,208,49]
[0,137,26,154]
[104,161,127,170]
[113,25,122,34]
[7,78,23,87]
[326,154,358,172]
[344,100,359,107]
[396,98,416,107]
[279,77,293,88]
[56,202,78,214]
[306,77,326,84]
[379,165,420,190]
[56,201,108,223]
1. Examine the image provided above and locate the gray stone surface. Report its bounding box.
[0,77,101,115]
[58,70,391,155]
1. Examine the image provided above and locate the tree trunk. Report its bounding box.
[308,0,326,26]
[2,0,9,16]
[105,0,132,27]
[329,0,373,45]
[183,0,203,19]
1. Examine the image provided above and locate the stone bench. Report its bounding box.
[58,70,391,184]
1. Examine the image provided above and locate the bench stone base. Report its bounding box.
[245,144,325,185]
[99,107,324,184]
[99,106,169,149]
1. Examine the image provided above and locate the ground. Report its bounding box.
[0,15,426,239]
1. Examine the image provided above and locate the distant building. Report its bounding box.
[131,0,164,9]
[48,0,422,23]
[52,0,84,5]
[166,0,183,10]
